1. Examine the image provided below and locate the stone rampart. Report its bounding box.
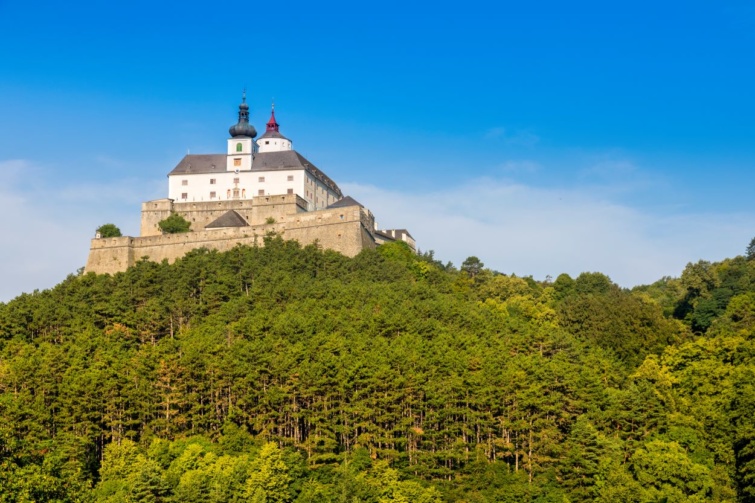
[140,195,308,236]
[86,200,376,274]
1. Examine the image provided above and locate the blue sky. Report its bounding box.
[1,0,754,301]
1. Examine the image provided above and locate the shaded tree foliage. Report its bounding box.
[158,213,192,234]
[0,236,753,500]
[97,223,123,238]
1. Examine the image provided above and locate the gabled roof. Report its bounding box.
[167,151,343,199]
[169,154,227,175]
[205,210,249,229]
[327,196,364,209]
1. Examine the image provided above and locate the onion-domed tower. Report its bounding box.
[226,91,257,172]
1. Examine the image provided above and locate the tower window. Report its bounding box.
[236,142,243,152]
[287,175,294,181]
[181,193,188,200]
[265,141,269,145]
[258,189,264,196]
[210,191,216,199]
[181,180,188,186]
[233,177,240,184]
[210,178,216,185]
[234,158,241,167]
[258,176,265,182]
[287,188,294,194]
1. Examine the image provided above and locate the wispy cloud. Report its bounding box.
[344,177,754,287]
[580,158,637,178]
[484,127,540,148]
[1,157,751,302]
[0,159,149,302]
[498,160,541,174]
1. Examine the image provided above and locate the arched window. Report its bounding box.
[236,142,243,152]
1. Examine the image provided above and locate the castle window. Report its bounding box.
[265,141,269,145]
[210,178,216,185]
[287,188,294,194]
[181,179,188,186]
[210,191,216,199]
[287,175,294,181]
[258,189,264,196]
[236,142,243,152]
[258,176,265,182]
[233,177,240,184]
[181,193,188,200]
[234,158,241,167]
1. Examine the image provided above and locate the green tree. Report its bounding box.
[158,213,191,234]
[747,236,755,261]
[630,439,714,501]
[245,443,292,503]
[461,256,484,278]
[97,223,123,238]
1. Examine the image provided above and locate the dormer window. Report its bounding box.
[236,143,243,152]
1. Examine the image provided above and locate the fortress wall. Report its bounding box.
[284,218,374,257]
[139,195,309,236]
[140,199,174,237]
[86,202,374,274]
[249,195,307,225]
[127,228,265,265]
[85,236,136,275]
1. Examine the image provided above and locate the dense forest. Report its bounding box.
[1,234,755,502]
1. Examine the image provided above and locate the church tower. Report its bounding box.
[226,91,257,172]
[257,104,293,153]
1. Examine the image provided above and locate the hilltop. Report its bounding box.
[1,237,755,501]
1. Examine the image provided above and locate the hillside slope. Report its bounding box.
[1,236,754,501]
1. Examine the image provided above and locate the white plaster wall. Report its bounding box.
[252,169,303,198]
[225,138,254,171]
[303,175,340,210]
[169,172,256,202]
[168,168,339,208]
[257,136,292,152]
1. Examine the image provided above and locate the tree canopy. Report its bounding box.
[96,223,122,238]
[0,235,754,501]
[158,212,192,234]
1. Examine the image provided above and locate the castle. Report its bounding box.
[84,95,415,275]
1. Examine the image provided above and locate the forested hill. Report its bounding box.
[1,235,755,502]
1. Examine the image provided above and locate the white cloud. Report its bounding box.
[498,160,541,174]
[343,178,755,287]
[0,160,145,302]
[1,157,751,303]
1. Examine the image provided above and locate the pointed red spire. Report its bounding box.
[266,102,279,132]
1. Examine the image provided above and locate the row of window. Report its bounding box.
[181,175,295,186]
[180,188,296,200]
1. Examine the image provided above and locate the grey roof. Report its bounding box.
[259,130,290,140]
[169,154,227,175]
[205,210,249,229]
[327,196,364,209]
[167,151,343,198]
